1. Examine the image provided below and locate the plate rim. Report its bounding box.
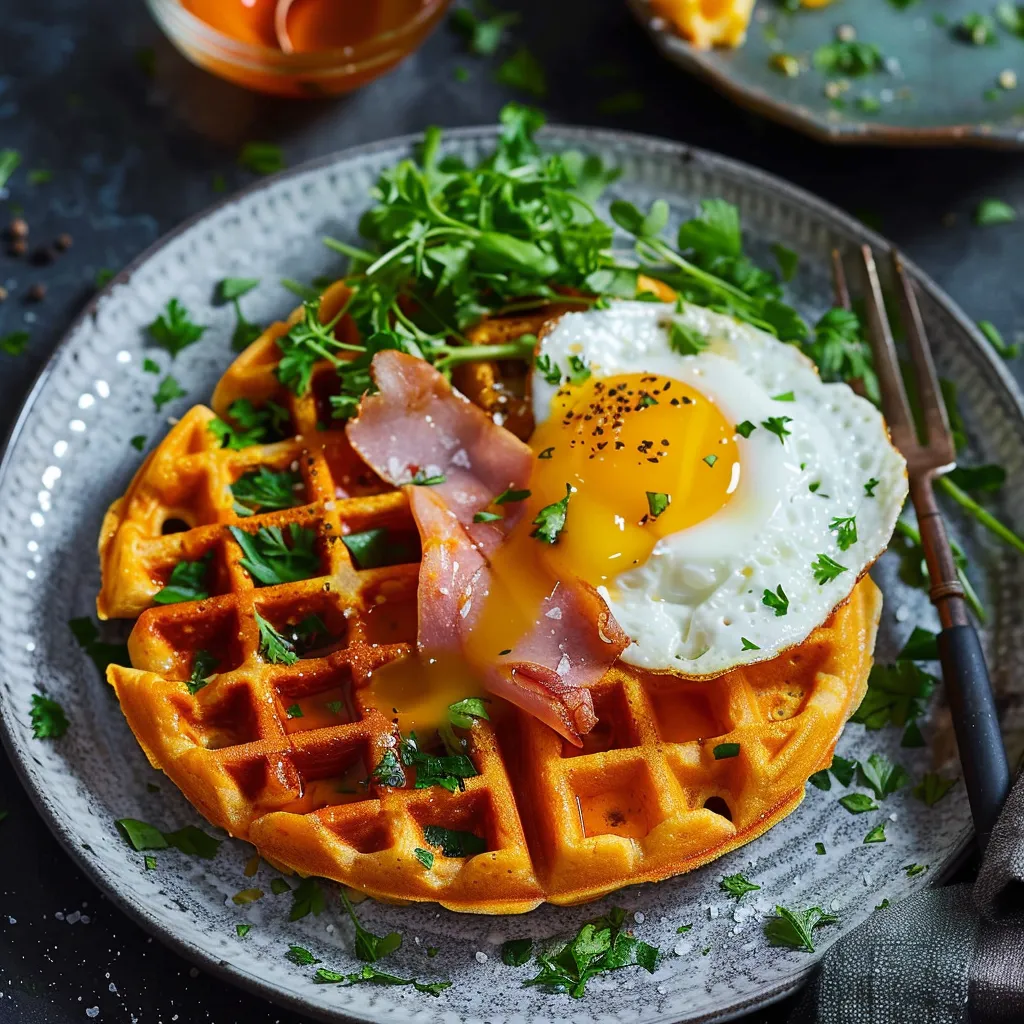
[626,0,1024,149]
[0,122,1019,1024]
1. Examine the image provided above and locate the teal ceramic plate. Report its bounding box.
[629,0,1024,146]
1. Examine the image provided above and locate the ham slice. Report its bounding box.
[346,351,628,744]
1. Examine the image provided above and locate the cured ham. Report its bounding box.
[346,350,628,744]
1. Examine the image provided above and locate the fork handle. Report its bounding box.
[938,624,1011,852]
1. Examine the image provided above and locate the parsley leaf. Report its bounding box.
[401,733,478,792]
[829,515,858,550]
[703,453,718,467]
[857,753,909,800]
[534,353,562,385]
[450,5,520,55]
[286,945,321,966]
[153,374,187,411]
[68,617,129,677]
[813,41,884,76]
[762,585,789,617]
[0,148,21,189]
[975,198,1017,226]
[30,693,69,739]
[276,298,350,397]
[229,524,319,585]
[255,612,298,665]
[977,321,1019,359]
[830,754,858,787]
[771,243,799,282]
[735,420,756,438]
[153,553,211,605]
[340,891,402,962]
[474,510,503,523]
[646,491,670,519]
[740,637,760,651]
[946,463,1007,492]
[761,416,793,443]
[423,824,487,857]
[864,477,880,497]
[341,528,417,570]
[414,848,434,869]
[764,906,838,952]
[217,278,260,302]
[314,964,450,995]
[812,553,848,585]
[187,650,217,695]
[524,907,659,998]
[531,484,571,543]
[371,749,406,789]
[955,13,998,44]
[720,873,760,899]
[863,823,887,844]
[448,697,491,728]
[411,469,447,486]
[668,319,709,356]
[494,486,531,504]
[807,308,879,404]
[238,142,285,175]
[231,467,302,515]
[897,626,939,661]
[289,877,326,921]
[116,819,220,858]
[713,742,741,759]
[567,354,591,385]
[147,299,207,357]
[839,792,879,814]
[208,399,290,450]
[913,772,957,806]
[1,331,30,356]
[502,938,534,966]
[851,661,937,732]
[495,47,547,97]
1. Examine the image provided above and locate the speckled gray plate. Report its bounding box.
[1,126,1024,1024]
[629,0,1024,147]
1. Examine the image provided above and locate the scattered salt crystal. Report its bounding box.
[80,915,90,925]
[741,941,757,952]
[633,911,645,924]
[657,985,667,995]
[894,605,909,623]
[879,88,894,103]
[6,917,14,925]
[673,940,693,956]
[830,899,841,912]
[863,872,872,886]
[108,983,118,994]
[414,936,421,945]
[732,925,743,936]
[474,951,488,964]
[86,1010,99,1019]
[325,924,334,934]
[708,906,719,919]
[66,911,81,925]
[55,912,64,921]
[889,813,898,822]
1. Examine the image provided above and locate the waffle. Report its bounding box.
[99,285,882,914]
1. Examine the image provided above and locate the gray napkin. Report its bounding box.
[791,771,1024,1024]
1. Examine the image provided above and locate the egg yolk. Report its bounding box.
[462,371,740,662]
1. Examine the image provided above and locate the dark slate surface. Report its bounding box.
[0,2,1020,1022]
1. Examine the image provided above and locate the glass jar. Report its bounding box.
[145,0,452,98]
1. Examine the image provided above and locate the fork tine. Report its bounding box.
[857,245,918,454]
[830,248,851,310]
[890,251,956,466]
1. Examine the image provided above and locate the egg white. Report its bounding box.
[532,300,908,676]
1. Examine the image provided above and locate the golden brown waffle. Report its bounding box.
[100,285,882,914]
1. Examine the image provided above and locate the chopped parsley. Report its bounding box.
[771,243,799,282]
[142,357,160,374]
[764,906,838,952]
[448,697,490,728]
[285,704,303,718]
[286,945,321,966]
[371,749,406,789]
[811,553,848,585]
[256,612,298,666]
[339,891,402,962]
[735,420,756,438]
[913,772,957,806]
[523,907,658,998]
[851,660,937,738]
[411,469,447,486]
[815,842,826,855]
[494,486,531,504]
[217,277,260,302]
[423,824,487,857]
[228,524,319,585]
[898,627,939,661]
[30,693,69,739]
[153,553,211,605]
[401,733,477,792]
[864,477,880,496]
[238,142,285,175]
[646,491,670,519]
[341,527,416,570]
[146,299,207,357]
[905,863,928,878]
[414,848,435,870]
[534,353,562,385]
[473,510,503,523]
[720,873,760,899]
[761,416,793,443]
[702,453,718,468]
[807,308,879,403]
[668,320,709,356]
[863,824,887,844]
[276,298,351,397]
[116,818,221,858]
[975,198,1017,226]
[538,447,555,459]
[152,374,187,411]
[829,515,858,550]
[208,398,290,450]
[502,938,534,966]
[771,391,795,402]
[270,878,292,895]
[531,484,571,544]
[130,434,147,451]
[231,467,302,515]
[812,41,884,76]
[713,742,741,759]
[858,753,908,800]
[566,354,591,386]
[314,964,449,996]
[187,650,216,695]
[955,13,998,44]
[839,792,879,814]
[977,321,1019,359]
[1,331,30,356]
[762,585,789,617]
[216,276,263,351]
[289,877,325,920]
[495,47,547,98]
[68,617,129,677]
[233,888,264,905]
[740,637,760,651]
[450,5,520,56]
[0,148,21,188]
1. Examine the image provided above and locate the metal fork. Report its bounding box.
[832,245,1011,853]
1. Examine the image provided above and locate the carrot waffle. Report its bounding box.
[100,284,882,914]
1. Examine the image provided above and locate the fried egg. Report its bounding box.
[527,300,907,676]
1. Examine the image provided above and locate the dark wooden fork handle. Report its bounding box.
[939,624,1011,851]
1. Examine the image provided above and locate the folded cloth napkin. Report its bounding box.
[791,770,1024,1024]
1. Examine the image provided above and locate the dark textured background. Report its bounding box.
[0,2,1021,1022]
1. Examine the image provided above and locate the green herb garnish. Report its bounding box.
[256,612,298,666]
[187,650,217,695]
[713,742,741,759]
[423,824,487,857]
[531,484,571,544]
[829,515,858,550]
[153,553,211,605]
[646,491,670,519]
[228,524,319,586]
[30,693,69,739]
[764,906,838,952]
[720,873,760,899]
[812,553,848,585]
[153,374,187,411]
[839,793,879,814]
[762,585,789,617]
[914,772,957,806]
[147,299,206,357]
[289,877,325,920]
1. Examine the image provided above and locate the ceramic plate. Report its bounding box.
[629,0,1024,147]
[2,126,1024,1024]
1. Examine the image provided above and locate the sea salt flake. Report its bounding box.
[475,951,488,964]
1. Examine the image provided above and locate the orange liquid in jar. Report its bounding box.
[181,0,431,53]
